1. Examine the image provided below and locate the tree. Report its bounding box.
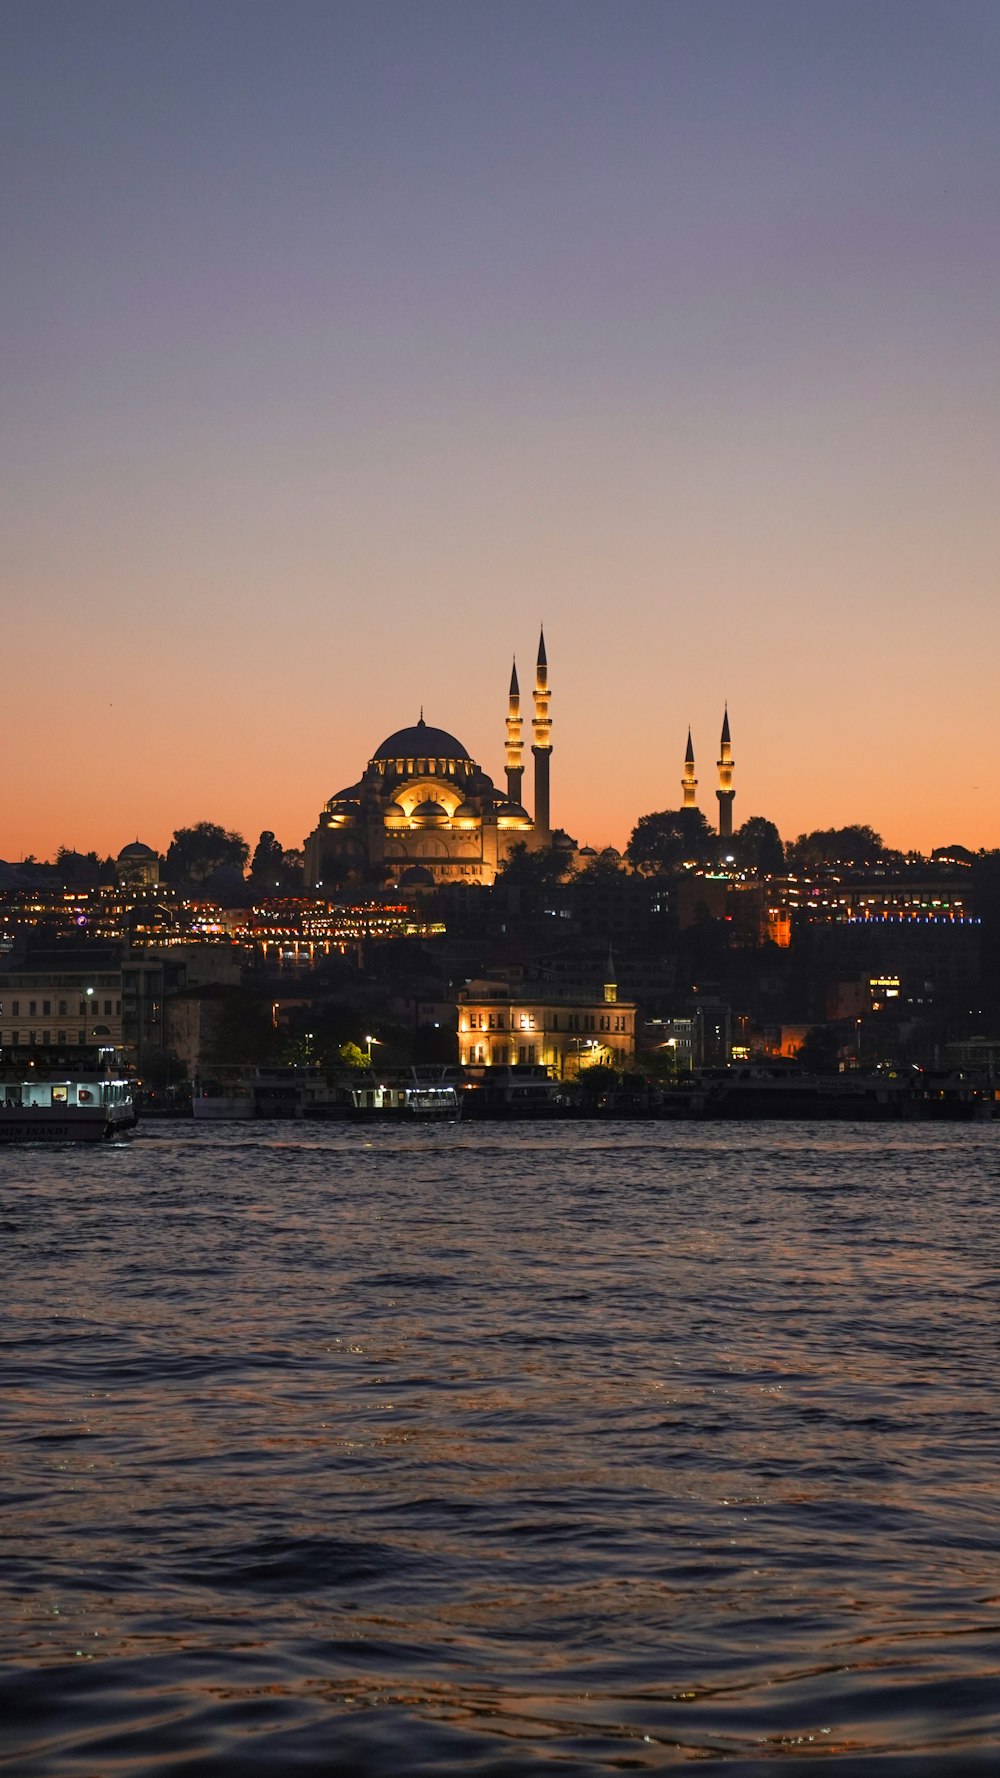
[733,816,785,875]
[577,1063,621,1105]
[249,831,284,885]
[625,808,716,874]
[796,1025,842,1074]
[495,842,573,890]
[338,1041,369,1070]
[786,825,883,870]
[55,847,101,888]
[207,989,281,1066]
[280,848,305,891]
[165,823,250,885]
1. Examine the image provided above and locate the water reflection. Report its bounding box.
[1,1122,998,1773]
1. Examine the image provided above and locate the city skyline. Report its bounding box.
[4,1,999,862]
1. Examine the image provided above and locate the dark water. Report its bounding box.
[2,1122,999,1775]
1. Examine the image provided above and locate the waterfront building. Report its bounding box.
[122,943,244,1059]
[0,951,123,1050]
[304,632,553,889]
[457,957,636,1076]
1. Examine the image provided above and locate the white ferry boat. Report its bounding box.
[350,1067,462,1120]
[0,1049,137,1142]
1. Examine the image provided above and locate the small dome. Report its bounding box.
[383,800,407,819]
[411,799,447,821]
[578,845,598,857]
[399,864,435,887]
[454,800,480,819]
[118,840,156,861]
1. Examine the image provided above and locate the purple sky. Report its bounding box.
[3,0,999,859]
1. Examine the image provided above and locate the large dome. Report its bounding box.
[371,717,471,765]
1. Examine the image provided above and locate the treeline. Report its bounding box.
[28,825,305,892]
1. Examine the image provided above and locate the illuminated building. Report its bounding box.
[0,953,123,1049]
[303,632,553,890]
[116,840,160,887]
[238,899,445,961]
[457,956,635,1076]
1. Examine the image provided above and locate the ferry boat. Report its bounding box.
[687,1063,919,1121]
[0,1048,137,1142]
[350,1067,462,1120]
[192,1070,255,1120]
[460,1064,573,1118]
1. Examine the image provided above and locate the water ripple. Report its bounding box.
[1,1120,998,1773]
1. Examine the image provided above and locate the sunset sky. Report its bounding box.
[3,0,999,862]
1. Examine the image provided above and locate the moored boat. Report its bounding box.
[0,1048,137,1142]
[350,1067,463,1120]
[460,1064,573,1118]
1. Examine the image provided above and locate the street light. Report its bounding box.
[364,1034,380,1065]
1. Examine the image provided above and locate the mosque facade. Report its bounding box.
[303,633,738,891]
[303,631,556,890]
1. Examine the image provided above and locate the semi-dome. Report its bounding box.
[371,716,471,764]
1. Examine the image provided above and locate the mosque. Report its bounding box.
[303,631,556,890]
[303,630,737,890]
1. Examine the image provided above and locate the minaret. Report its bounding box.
[716,705,735,839]
[505,658,524,807]
[531,626,552,842]
[682,728,697,809]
